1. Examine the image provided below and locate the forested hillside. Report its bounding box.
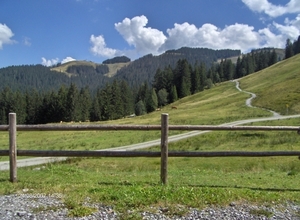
[0,47,240,93]
[114,48,241,87]
[0,47,282,124]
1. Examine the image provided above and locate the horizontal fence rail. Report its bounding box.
[0,124,299,132]
[1,113,300,184]
[0,150,300,158]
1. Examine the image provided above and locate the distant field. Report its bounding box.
[51,60,129,77]
[0,55,300,218]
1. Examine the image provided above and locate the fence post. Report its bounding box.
[161,113,169,185]
[9,113,17,183]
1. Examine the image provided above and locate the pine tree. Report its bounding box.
[285,38,294,59]
[146,88,158,112]
[235,56,242,79]
[90,88,102,121]
[135,100,146,116]
[199,63,206,91]
[57,85,68,122]
[66,83,80,121]
[294,35,300,55]
[169,85,178,103]
[157,89,168,107]
[176,59,191,98]
[100,83,112,121]
[269,50,278,66]
[25,89,41,124]
[110,80,123,120]
[78,86,91,121]
[120,80,134,116]
[191,64,201,94]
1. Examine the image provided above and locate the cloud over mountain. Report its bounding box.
[90,10,300,60]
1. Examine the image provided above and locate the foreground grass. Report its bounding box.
[0,118,299,218]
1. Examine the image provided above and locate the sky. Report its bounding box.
[1,0,300,68]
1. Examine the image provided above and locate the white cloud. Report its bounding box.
[41,57,59,67]
[90,13,300,59]
[242,0,300,17]
[160,22,261,52]
[115,15,167,55]
[258,28,285,48]
[90,34,117,58]
[0,23,15,49]
[61,56,76,64]
[23,37,31,46]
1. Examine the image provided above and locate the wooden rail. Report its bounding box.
[1,113,300,184]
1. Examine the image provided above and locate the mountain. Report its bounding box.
[114,47,241,87]
[0,47,256,93]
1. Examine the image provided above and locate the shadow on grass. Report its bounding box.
[96,181,300,192]
[188,184,300,192]
[0,178,8,183]
[97,181,160,186]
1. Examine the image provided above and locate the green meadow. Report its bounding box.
[0,55,300,219]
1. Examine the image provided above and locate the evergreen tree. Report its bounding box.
[294,35,300,55]
[224,59,234,80]
[218,60,224,81]
[110,80,123,119]
[25,89,41,124]
[157,89,168,107]
[146,88,158,112]
[120,80,134,116]
[191,64,201,94]
[169,85,178,103]
[246,54,255,74]
[285,38,294,59]
[135,100,146,116]
[269,50,278,66]
[100,83,112,121]
[57,85,68,121]
[66,83,80,121]
[175,59,191,98]
[78,86,92,121]
[0,87,13,124]
[199,63,207,91]
[235,56,242,79]
[90,88,102,121]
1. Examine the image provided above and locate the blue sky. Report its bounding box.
[0,0,300,67]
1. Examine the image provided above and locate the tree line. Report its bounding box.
[285,35,300,59]
[0,48,279,124]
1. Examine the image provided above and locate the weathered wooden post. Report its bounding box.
[161,113,169,185]
[9,113,17,183]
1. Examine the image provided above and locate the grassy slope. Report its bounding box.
[239,54,300,115]
[51,60,129,77]
[1,56,300,218]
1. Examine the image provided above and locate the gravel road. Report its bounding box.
[1,193,300,219]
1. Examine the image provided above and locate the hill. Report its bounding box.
[114,47,240,87]
[0,47,240,93]
[51,60,129,78]
[217,48,285,64]
[239,53,300,115]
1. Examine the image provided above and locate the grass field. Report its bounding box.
[1,55,300,219]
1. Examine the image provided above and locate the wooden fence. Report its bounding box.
[0,113,300,184]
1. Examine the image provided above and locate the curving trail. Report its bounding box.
[234,80,281,117]
[1,81,300,170]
